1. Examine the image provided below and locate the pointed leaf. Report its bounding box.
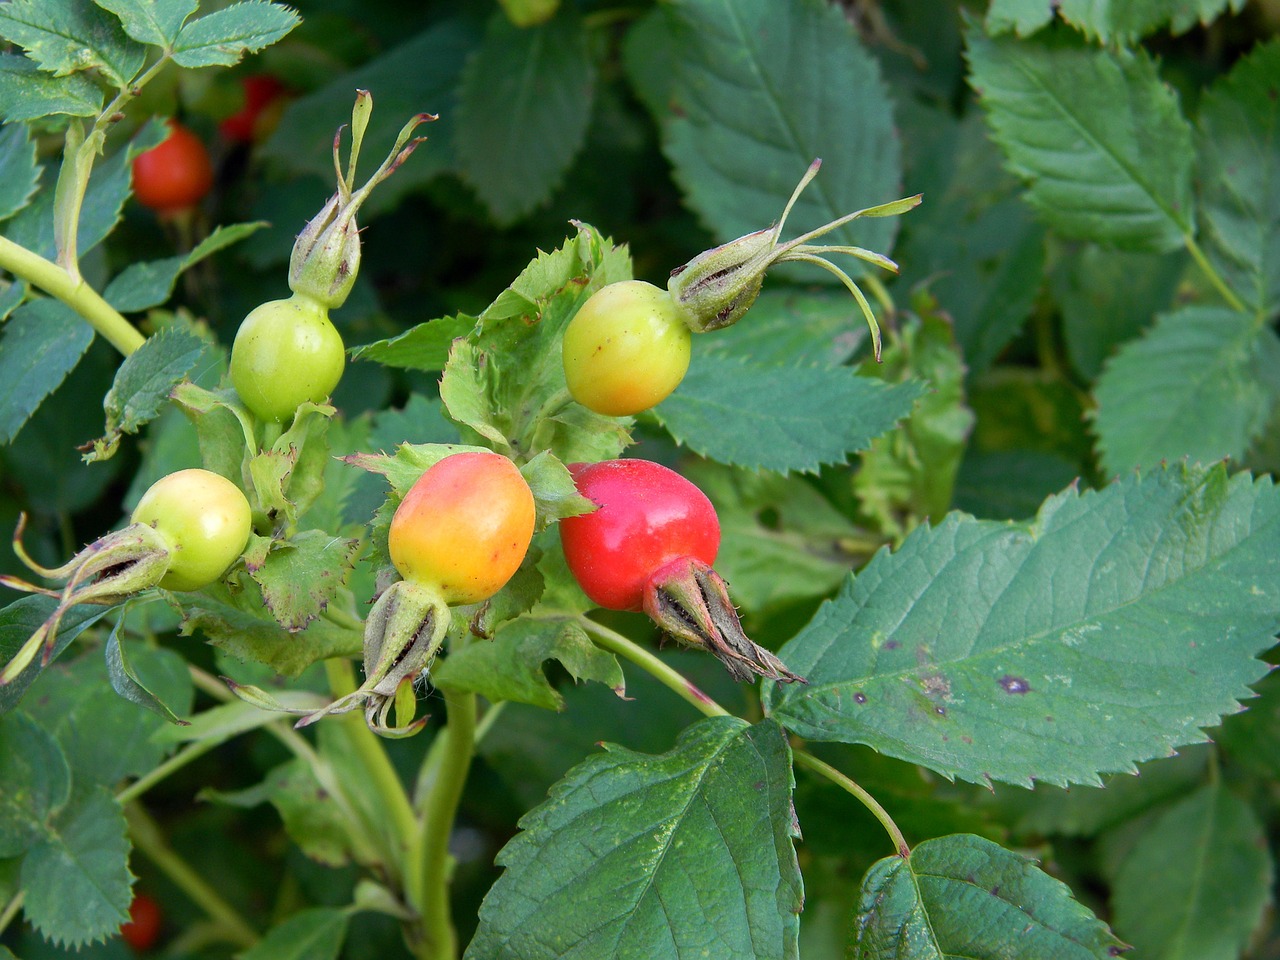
[104,618,188,725]
[466,717,801,960]
[1092,307,1280,476]
[0,598,112,715]
[643,0,902,267]
[84,325,207,463]
[1112,782,1271,960]
[94,0,196,46]
[245,530,361,633]
[171,1,299,68]
[0,299,94,444]
[433,616,623,710]
[456,11,595,224]
[966,28,1194,252]
[654,354,925,474]
[0,124,40,222]
[21,788,132,948]
[0,0,144,87]
[1197,38,1280,319]
[0,54,102,120]
[350,314,477,373]
[770,464,1280,787]
[852,834,1124,959]
[1058,0,1247,44]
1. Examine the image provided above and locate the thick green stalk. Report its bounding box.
[792,750,909,858]
[414,690,476,960]
[0,234,144,355]
[1184,233,1248,315]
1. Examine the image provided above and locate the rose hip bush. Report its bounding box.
[0,2,1278,959]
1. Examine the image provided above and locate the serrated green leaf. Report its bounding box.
[851,834,1124,959]
[1059,0,1247,44]
[94,0,195,46]
[23,640,193,787]
[770,464,1280,787]
[466,717,801,960]
[898,106,1045,374]
[0,124,39,222]
[263,17,479,211]
[456,10,594,224]
[684,462,859,614]
[433,615,623,710]
[966,28,1194,252]
[0,0,144,87]
[518,451,594,525]
[1050,244,1187,380]
[0,598,112,716]
[103,221,267,313]
[21,787,132,948]
[1092,307,1280,475]
[984,0,1055,35]
[1197,38,1280,319]
[854,309,974,541]
[84,325,206,463]
[246,530,360,633]
[1112,782,1270,960]
[350,314,476,373]
[170,381,253,487]
[439,222,634,463]
[0,54,103,120]
[0,299,94,444]
[649,0,901,271]
[174,580,362,678]
[171,1,299,68]
[654,354,925,474]
[238,907,349,960]
[0,711,70,857]
[261,760,356,868]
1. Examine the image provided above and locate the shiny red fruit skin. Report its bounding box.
[120,891,162,951]
[131,122,213,213]
[560,459,719,612]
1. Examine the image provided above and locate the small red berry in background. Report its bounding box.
[119,891,162,952]
[131,120,213,214]
[220,75,288,144]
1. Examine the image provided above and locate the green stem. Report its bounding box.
[413,690,476,960]
[577,617,730,719]
[115,738,222,805]
[323,659,419,868]
[0,891,24,937]
[0,235,144,355]
[792,750,909,858]
[1184,233,1247,314]
[125,803,259,948]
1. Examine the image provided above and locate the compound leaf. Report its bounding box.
[0,0,144,88]
[0,55,102,121]
[967,27,1194,252]
[94,0,195,47]
[1092,307,1280,476]
[467,717,801,960]
[852,834,1124,958]
[769,463,1280,787]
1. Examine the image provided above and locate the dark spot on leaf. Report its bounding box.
[884,639,899,650]
[753,780,765,791]
[1269,87,1278,101]
[990,885,1000,896]
[854,692,867,704]
[962,735,973,744]
[1045,716,1054,722]
[999,675,1030,694]
[934,706,946,717]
